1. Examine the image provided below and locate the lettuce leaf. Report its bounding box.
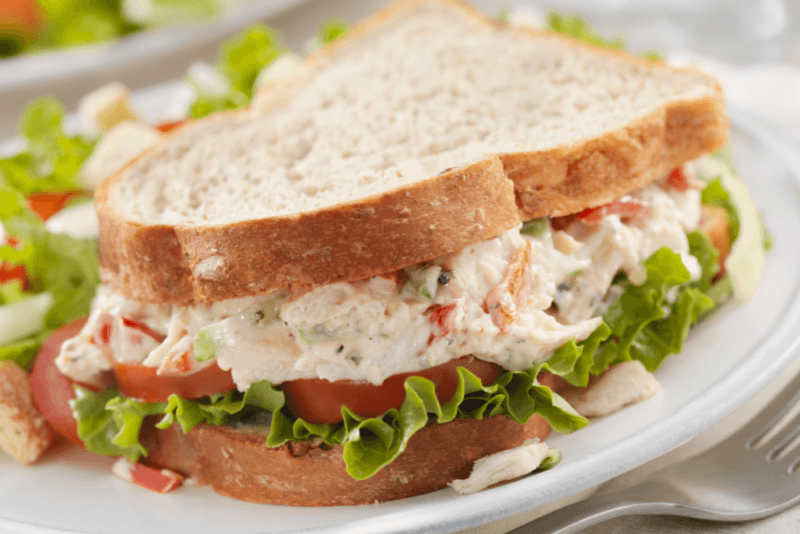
[546,11,624,51]
[317,18,349,44]
[189,18,348,119]
[592,247,715,373]
[0,335,44,370]
[0,186,100,366]
[189,25,285,119]
[546,11,662,61]
[0,186,100,328]
[1,97,95,196]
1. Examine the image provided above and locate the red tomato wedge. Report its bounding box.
[1,235,28,289]
[113,361,236,403]
[27,191,86,222]
[282,356,502,424]
[0,0,43,42]
[30,318,89,445]
[0,263,27,288]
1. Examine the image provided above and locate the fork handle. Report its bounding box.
[508,481,690,534]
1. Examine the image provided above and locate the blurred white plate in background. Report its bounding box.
[0,0,309,90]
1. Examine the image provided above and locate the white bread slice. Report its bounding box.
[97,0,726,304]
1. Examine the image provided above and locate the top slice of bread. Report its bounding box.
[97,0,727,304]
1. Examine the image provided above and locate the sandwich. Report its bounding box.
[29,0,764,505]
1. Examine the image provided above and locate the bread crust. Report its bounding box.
[143,413,551,506]
[508,94,727,219]
[97,156,519,303]
[0,361,55,464]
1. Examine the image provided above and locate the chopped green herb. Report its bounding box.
[521,218,548,237]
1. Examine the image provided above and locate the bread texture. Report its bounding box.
[98,156,518,303]
[97,0,726,303]
[0,362,54,464]
[143,412,551,506]
[251,0,726,220]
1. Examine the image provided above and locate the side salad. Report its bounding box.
[1,0,235,59]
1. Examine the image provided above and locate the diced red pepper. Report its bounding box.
[429,302,458,339]
[112,458,184,493]
[667,167,690,192]
[155,120,186,134]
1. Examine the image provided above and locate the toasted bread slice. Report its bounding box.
[143,412,551,506]
[97,0,725,304]
[0,361,54,464]
[141,371,563,505]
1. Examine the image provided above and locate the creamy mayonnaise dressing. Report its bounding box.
[56,169,703,391]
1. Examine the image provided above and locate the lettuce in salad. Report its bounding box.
[189,24,286,119]
[188,18,349,119]
[0,97,99,369]
[1,97,94,195]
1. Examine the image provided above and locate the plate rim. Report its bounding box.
[0,0,309,90]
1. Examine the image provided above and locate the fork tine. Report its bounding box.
[741,370,800,449]
[765,410,800,462]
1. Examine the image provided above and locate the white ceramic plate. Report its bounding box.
[0,108,797,534]
[0,0,308,90]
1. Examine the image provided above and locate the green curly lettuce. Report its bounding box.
[1,97,95,195]
[546,11,662,61]
[0,186,99,369]
[589,246,716,375]
[188,18,349,119]
[189,24,286,119]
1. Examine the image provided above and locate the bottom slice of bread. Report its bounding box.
[142,413,551,506]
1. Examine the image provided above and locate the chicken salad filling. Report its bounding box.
[57,166,702,392]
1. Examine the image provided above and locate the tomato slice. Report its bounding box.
[113,360,236,403]
[27,191,86,222]
[282,356,502,424]
[30,318,89,445]
[0,0,43,43]
[0,263,27,288]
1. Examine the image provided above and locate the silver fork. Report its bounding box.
[510,369,800,534]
